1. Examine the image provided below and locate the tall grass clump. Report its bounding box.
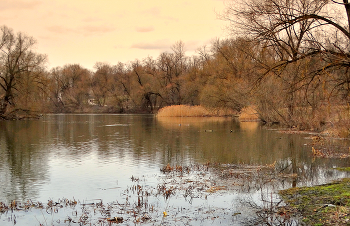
[157,105,212,117]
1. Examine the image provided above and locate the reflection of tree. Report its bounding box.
[0,121,49,202]
[1,114,348,206]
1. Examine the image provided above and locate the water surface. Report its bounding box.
[0,114,349,225]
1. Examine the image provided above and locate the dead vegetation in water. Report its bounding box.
[156,162,302,225]
[0,198,77,213]
[304,135,350,159]
[158,161,297,200]
[311,146,350,158]
[0,162,308,225]
[160,163,191,173]
[276,130,350,159]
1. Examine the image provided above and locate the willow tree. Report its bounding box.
[0,26,46,117]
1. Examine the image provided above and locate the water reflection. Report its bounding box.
[0,121,49,201]
[0,114,349,204]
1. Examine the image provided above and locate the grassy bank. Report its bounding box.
[279,177,350,225]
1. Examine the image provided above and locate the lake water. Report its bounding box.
[0,114,349,225]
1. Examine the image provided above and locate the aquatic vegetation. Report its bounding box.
[311,146,350,158]
[160,163,190,173]
[1,162,349,225]
[302,134,350,159]
[0,162,290,225]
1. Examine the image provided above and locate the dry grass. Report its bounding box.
[239,106,260,122]
[157,105,211,117]
[156,105,233,117]
[157,104,259,120]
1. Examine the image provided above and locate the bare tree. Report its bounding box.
[221,0,350,93]
[220,0,350,127]
[157,41,187,105]
[47,64,90,112]
[92,62,114,107]
[0,26,47,116]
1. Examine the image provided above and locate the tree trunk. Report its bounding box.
[0,87,12,115]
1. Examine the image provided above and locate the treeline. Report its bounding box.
[1,0,350,134]
[0,30,256,116]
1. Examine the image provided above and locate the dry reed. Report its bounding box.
[157,105,211,117]
[157,105,236,117]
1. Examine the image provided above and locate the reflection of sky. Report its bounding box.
[41,146,161,202]
[1,115,350,225]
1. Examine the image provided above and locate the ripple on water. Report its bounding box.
[1,114,349,226]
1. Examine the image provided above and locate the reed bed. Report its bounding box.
[157,105,236,117]
[157,105,211,117]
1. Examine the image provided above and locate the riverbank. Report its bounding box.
[277,135,350,225]
[279,176,350,225]
[156,104,350,138]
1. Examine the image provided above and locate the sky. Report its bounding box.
[0,0,230,70]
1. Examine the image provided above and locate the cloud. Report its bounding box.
[81,25,116,34]
[46,26,73,34]
[82,17,101,23]
[0,0,41,10]
[131,39,172,50]
[139,7,178,22]
[131,40,207,52]
[140,7,161,16]
[135,26,154,33]
[38,35,53,40]
[46,25,116,36]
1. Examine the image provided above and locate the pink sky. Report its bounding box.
[1,0,229,70]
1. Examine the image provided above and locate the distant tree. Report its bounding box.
[47,64,90,112]
[199,38,257,112]
[180,56,203,106]
[0,26,47,116]
[157,41,187,105]
[92,62,115,107]
[129,59,163,112]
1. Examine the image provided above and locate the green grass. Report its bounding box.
[335,167,350,172]
[279,178,350,225]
